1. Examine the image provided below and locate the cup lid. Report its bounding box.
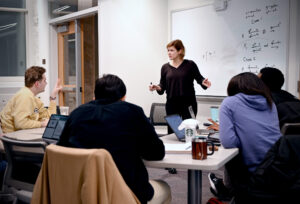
[193,136,206,142]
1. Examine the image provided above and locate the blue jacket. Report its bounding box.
[219,93,281,172]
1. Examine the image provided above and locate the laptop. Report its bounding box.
[42,114,68,143]
[164,114,220,144]
[164,114,186,142]
[208,132,220,145]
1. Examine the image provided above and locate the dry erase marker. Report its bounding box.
[150,82,153,93]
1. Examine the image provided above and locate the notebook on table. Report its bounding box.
[42,114,68,143]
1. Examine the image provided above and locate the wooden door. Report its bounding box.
[57,16,98,112]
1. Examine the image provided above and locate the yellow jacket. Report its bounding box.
[0,87,56,133]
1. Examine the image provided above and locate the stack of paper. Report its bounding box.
[164,143,191,154]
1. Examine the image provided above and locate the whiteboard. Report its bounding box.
[171,0,289,96]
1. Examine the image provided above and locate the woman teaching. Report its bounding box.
[149,39,211,133]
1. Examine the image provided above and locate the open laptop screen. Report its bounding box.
[42,114,68,141]
[164,114,185,141]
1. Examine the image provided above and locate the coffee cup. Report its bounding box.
[192,137,214,160]
[185,128,196,143]
[59,106,69,116]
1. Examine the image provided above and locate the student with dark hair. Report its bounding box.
[0,66,62,133]
[220,72,281,172]
[58,74,171,204]
[149,39,211,133]
[209,72,281,203]
[259,67,300,128]
[259,67,299,104]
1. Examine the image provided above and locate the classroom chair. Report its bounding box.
[226,134,300,204]
[31,144,140,204]
[280,123,300,135]
[0,136,47,204]
[149,103,168,137]
[0,120,3,137]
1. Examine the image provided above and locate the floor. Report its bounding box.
[147,167,228,204]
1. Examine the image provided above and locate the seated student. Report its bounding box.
[58,74,171,204]
[217,72,282,203]
[258,67,299,104]
[259,67,300,129]
[0,66,62,133]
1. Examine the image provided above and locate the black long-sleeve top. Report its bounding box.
[157,59,207,99]
[58,99,165,204]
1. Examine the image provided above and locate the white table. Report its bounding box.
[0,128,45,152]
[4,128,45,140]
[144,134,239,204]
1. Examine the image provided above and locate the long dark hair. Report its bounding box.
[227,72,273,107]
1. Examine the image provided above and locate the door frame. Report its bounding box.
[49,7,98,107]
[57,20,84,107]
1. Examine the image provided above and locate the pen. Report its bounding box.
[150,82,153,93]
[185,145,191,150]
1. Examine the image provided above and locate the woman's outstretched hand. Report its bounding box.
[202,78,211,88]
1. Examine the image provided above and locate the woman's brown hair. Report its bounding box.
[166,39,185,59]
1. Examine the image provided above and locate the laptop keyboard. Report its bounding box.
[197,129,215,135]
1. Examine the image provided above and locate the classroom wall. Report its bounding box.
[26,0,50,105]
[288,0,300,97]
[98,0,169,116]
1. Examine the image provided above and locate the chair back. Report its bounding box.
[277,101,300,128]
[281,123,300,135]
[31,144,140,204]
[149,103,167,126]
[0,120,3,137]
[0,136,47,192]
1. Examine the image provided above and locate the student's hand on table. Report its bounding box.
[149,84,161,91]
[202,78,211,88]
[41,119,49,127]
[207,118,219,131]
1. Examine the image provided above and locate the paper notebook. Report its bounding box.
[164,143,191,154]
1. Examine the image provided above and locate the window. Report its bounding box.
[48,0,98,19]
[0,0,25,9]
[0,1,26,76]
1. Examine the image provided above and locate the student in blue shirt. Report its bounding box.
[209,72,282,202]
[219,72,281,172]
